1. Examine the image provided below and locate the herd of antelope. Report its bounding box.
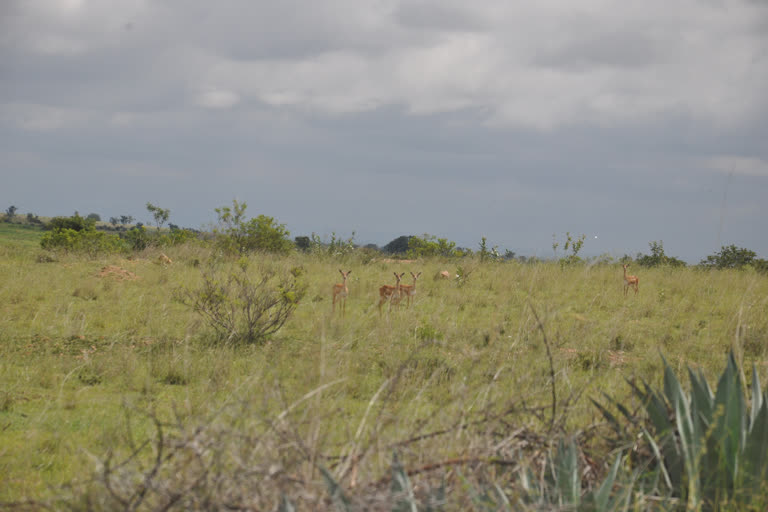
[332,264,640,315]
[332,269,424,316]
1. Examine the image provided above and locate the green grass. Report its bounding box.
[0,222,44,249]
[1,235,767,508]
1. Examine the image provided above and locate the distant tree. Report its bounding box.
[294,236,311,252]
[109,216,119,225]
[86,213,101,222]
[407,234,461,258]
[635,240,686,268]
[364,243,379,251]
[700,245,758,270]
[26,212,41,224]
[383,235,411,254]
[146,202,170,230]
[5,205,18,221]
[119,215,135,226]
[46,213,95,232]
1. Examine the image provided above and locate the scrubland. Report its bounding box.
[1,226,767,510]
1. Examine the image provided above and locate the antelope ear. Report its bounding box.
[347,270,351,275]
[339,269,344,275]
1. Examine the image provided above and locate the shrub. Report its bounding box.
[123,225,150,251]
[156,227,200,247]
[40,228,123,256]
[635,240,687,267]
[407,233,464,258]
[307,232,357,258]
[45,213,95,232]
[214,200,293,255]
[700,245,760,270]
[174,259,306,344]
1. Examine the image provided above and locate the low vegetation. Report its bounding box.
[1,210,767,510]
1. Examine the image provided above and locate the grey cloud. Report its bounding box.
[1,0,767,263]
[533,31,659,71]
[394,1,488,32]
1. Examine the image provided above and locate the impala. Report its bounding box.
[622,264,639,296]
[332,269,351,314]
[378,272,405,314]
[397,271,421,308]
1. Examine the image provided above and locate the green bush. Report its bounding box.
[45,213,95,232]
[123,225,150,251]
[636,240,687,267]
[407,233,465,258]
[156,227,200,247]
[214,200,293,255]
[40,228,123,256]
[700,245,763,270]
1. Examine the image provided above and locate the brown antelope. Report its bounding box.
[622,263,639,296]
[397,271,421,308]
[378,272,405,314]
[332,269,351,314]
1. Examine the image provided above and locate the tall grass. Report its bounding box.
[1,239,767,508]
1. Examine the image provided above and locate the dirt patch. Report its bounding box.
[97,265,140,281]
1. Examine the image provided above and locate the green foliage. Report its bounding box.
[174,259,306,344]
[45,213,95,232]
[307,232,357,258]
[478,237,501,262]
[86,213,101,222]
[214,200,293,255]
[383,235,411,254]
[40,213,122,255]
[636,240,687,268]
[596,351,768,510]
[294,235,311,252]
[553,232,586,267]
[40,228,123,256]
[145,202,170,230]
[700,244,766,271]
[5,205,18,221]
[407,233,463,258]
[123,225,150,251]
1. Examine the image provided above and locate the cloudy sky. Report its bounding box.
[2,0,767,262]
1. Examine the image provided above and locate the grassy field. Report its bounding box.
[1,231,767,509]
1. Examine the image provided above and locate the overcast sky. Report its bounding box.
[2,0,767,262]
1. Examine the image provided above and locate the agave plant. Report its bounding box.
[597,351,768,510]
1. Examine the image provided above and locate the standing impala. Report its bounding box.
[332,269,352,314]
[378,272,405,315]
[397,271,421,308]
[622,264,639,296]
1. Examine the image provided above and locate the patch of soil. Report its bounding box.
[98,265,140,280]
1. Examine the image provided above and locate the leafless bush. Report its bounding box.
[174,259,306,344]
